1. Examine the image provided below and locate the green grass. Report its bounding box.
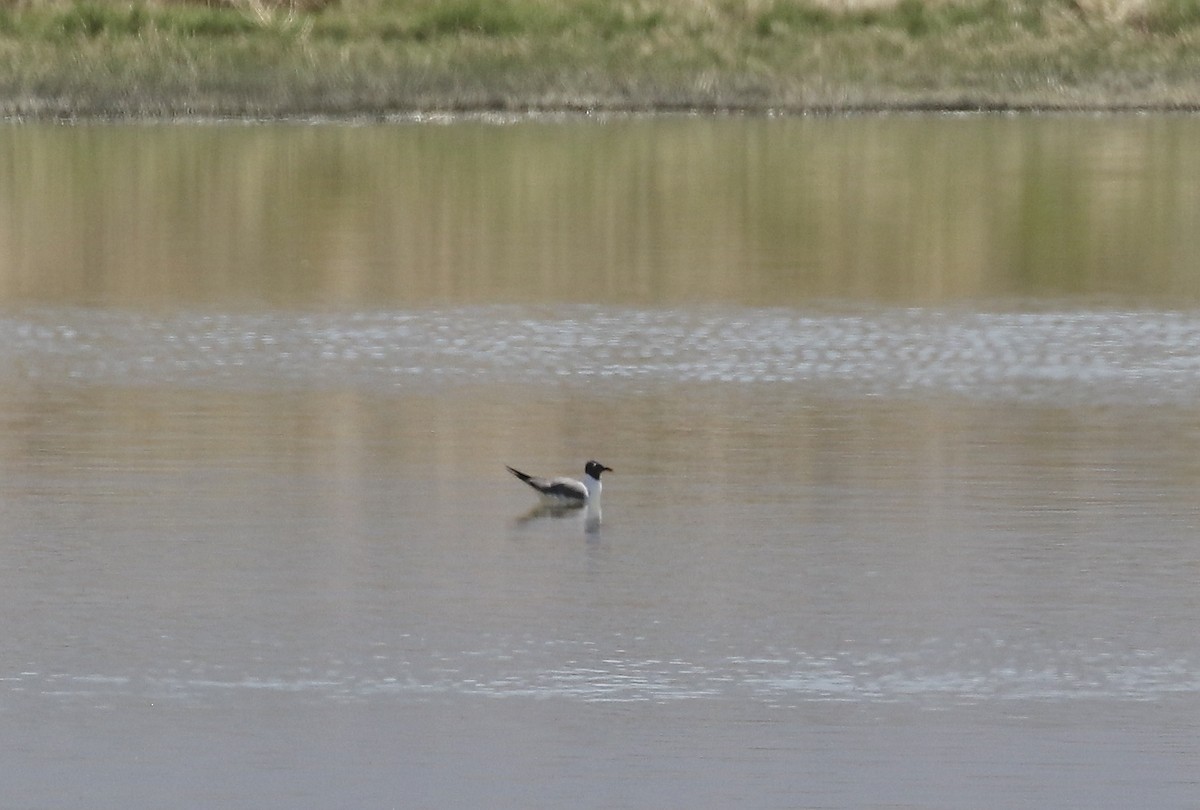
[2,0,1200,117]
[1133,0,1200,32]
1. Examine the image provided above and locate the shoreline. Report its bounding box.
[7,100,1200,124]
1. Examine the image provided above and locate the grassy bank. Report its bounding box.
[2,0,1200,117]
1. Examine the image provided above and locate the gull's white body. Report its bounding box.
[506,461,611,507]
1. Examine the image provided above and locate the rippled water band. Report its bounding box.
[4,306,1200,404]
[9,642,1197,707]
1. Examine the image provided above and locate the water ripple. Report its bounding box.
[8,641,1198,707]
[5,306,1200,404]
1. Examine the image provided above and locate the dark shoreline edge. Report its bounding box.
[7,98,1200,124]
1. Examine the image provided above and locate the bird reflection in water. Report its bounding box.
[514,501,603,535]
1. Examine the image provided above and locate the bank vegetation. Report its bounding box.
[2,0,1200,117]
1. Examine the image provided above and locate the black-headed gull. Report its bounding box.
[506,460,612,507]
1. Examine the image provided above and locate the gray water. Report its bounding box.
[2,118,1200,808]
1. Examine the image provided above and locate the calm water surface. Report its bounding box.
[2,117,1200,808]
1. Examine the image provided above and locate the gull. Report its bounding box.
[506,460,612,508]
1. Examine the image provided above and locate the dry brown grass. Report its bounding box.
[1,0,1199,117]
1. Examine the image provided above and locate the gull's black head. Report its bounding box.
[585,460,612,479]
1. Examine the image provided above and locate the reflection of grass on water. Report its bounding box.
[2,0,1200,116]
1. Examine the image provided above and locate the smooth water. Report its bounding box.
[2,117,1200,809]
